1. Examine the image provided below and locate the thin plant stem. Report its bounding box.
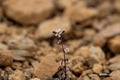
[61,38,66,80]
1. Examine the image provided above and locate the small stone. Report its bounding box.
[88,74,101,80]
[9,69,26,80]
[12,62,22,70]
[35,17,71,39]
[108,35,120,53]
[3,0,54,25]
[103,77,120,80]
[108,55,120,64]
[0,23,8,34]
[5,67,14,75]
[34,53,59,79]
[30,78,40,80]
[93,34,107,47]
[110,70,120,79]
[81,70,93,76]
[74,46,89,59]
[63,3,98,23]
[0,50,13,66]
[0,43,8,50]
[7,36,37,51]
[92,64,103,74]
[87,46,106,65]
[72,62,83,74]
[93,23,120,47]
[109,62,120,71]
[70,56,84,66]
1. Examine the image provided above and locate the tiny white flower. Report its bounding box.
[64,47,69,53]
[54,29,62,38]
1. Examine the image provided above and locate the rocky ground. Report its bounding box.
[0,0,120,80]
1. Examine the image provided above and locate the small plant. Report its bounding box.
[53,29,71,80]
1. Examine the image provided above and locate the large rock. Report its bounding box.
[9,69,26,80]
[3,0,55,25]
[110,70,120,79]
[35,17,71,39]
[34,53,59,79]
[108,35,120,53]
[7,36,37,51]
[63,2,98,23]
[93,23,120,47]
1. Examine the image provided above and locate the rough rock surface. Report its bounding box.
[34,53,60,79]
[9,69,26,80]
[35,17,71,39]
[87,46,106,65]
[0,23,8,34]
[108,35,120,53]
[3,0,54,25]
[93,23,120,47]
[109,62,120,71]
[0,50,13,66]
[63,2,98,23]
[92,63,103,74]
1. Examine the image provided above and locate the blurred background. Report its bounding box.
[0,0,120,80]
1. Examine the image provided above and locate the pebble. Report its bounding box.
[63,2,98,24]
[35,17,71,39]
[0,50,13,66]
[3,0,54,25]
[92,64,103,74]
[9,69,26,80]
[108,35,120,53]
[88,74,101,80]
[93,23,120,47]
[72,62,83,74]
[108,55,120,64]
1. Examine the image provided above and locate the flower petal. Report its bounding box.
[55,34,57,36]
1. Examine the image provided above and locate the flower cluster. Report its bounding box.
[53,29,71,80]
[53,29,69,53]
